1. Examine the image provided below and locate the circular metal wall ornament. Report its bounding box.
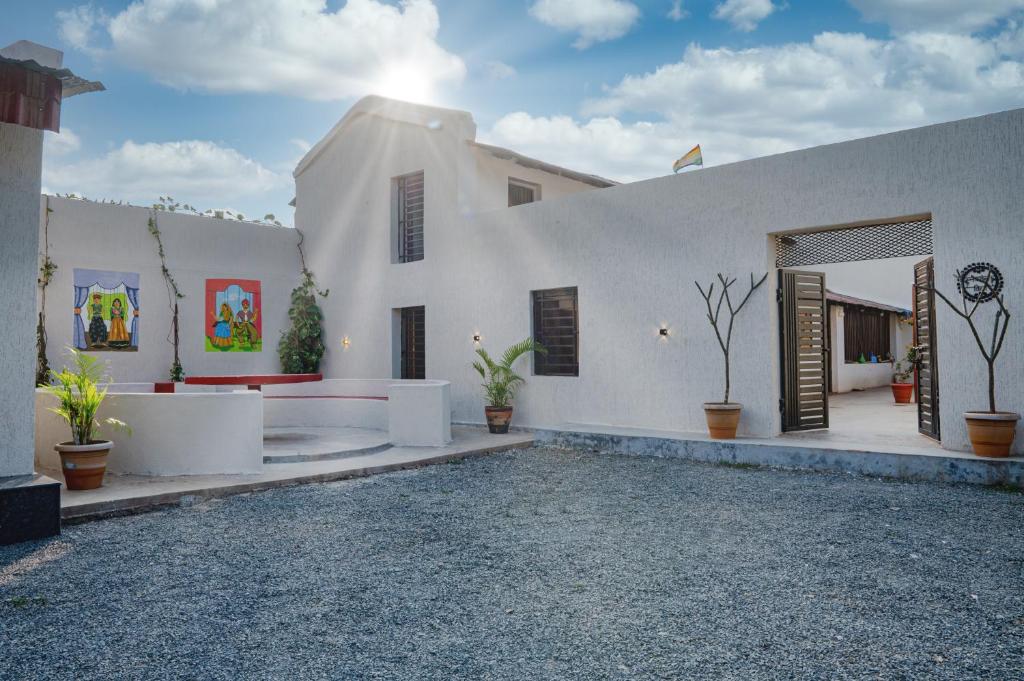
[956,262,1003,303]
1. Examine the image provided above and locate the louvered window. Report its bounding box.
[842,306,891,363]
[395,171,424,263]
[400,306,425,379]
[508,179,539,207]
[532,287,578,377]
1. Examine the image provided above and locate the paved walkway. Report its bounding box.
[781,387,942,451]
[46,427,532,522]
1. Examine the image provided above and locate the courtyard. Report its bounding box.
[3,447,1022,680]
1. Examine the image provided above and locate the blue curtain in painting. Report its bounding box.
[73,285,89,349]
[125,285,140,347]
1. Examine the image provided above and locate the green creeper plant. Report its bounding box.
[36,197,56,386]
[39,348,130,445]
[472,338,546,408]
[279,230,329,373]
[148,210,186,381]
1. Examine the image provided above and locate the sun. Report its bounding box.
[374,63,435,104]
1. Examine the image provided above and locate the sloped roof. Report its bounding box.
[470,141,617,188]
[826,289,910,315]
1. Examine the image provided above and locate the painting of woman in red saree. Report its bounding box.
[205,279,262,352]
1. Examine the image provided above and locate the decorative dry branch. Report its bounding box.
[929,268,1010,413]
[148,210,186,381]
[695,272,769,403]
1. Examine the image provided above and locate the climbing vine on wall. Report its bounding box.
[35,197,56,385]
[148,209,186,381]
[279,229,329,374]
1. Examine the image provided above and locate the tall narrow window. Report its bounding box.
[394,171,424,263]
[399,305,425,379]
[532,287,578,376]
[508,178,540,207]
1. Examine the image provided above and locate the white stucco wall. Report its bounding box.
[298,107,1024,454]
[0,122,44,478]
[38,197,302,383]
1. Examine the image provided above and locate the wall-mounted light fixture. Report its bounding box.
[342,336,351,348]
[659,327,670,338]
[472,333,482,343]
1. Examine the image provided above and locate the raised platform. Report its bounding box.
[262,427,391,463]
[537,423,1024,488]
[49,427,534,523]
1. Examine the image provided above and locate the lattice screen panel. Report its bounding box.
[775,218,932,267]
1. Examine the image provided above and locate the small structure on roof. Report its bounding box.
[0,40,105,132]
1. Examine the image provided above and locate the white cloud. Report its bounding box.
[57,0,465,102]
[485,61,518,80]
[849,0,1024,33]
[668,1,689,21]
[43,128,82,157]
[485,27,1024,182]
[42,140,287,210]
[529,0,641,49]
[712,0,780,32]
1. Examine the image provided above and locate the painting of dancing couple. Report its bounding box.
[205,278,262,352]
[73,269,140,352]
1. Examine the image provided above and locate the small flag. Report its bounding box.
[673,144,702,173]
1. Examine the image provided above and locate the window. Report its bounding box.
[508,178,540,207]
[842,305,891,363]
[399,306,425,379]
[394,171,424,263]
[532,287,578,376]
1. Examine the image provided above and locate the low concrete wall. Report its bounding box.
[35,389,263,476]
[263,396,388,429]
[833,362,894,394]
[388,381,452,447]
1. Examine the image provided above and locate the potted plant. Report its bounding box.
[930,263,1017,457]
[40,348,129,490]
[890,345,919,404]
[472,338,545,433]
[695,272,768,439]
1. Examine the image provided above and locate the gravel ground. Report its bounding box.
[2,447,1023,680]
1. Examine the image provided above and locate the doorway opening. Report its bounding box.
[393,305,425,379]
[775,216,940,450]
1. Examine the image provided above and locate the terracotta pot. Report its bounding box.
[55,440,112,490]
[485,406,513,434]
[964,412,1019,458]
[703,402,742,440]
[890,383,914,404]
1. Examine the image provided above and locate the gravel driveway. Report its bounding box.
[2,447,1022,680]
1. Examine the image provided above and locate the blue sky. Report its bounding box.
[5,0,1024,224]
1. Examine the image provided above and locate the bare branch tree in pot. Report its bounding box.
[695,272,769,439]
[930,262,1017,457]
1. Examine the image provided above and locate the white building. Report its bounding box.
[295,96,1023,455]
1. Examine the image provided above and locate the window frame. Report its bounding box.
[508,177,541,207]
[392,170,425,264]
[531,286,579,377]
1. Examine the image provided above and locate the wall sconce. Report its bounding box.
[341,336,351,349]
[472,333,482,343]
[659,327,670,338]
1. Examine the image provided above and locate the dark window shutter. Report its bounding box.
[400,306,425,379]
[397,172,424,263]
[842,306,891,362]
[532,287,578,376]
[508,182,535,207]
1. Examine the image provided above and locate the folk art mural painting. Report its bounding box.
[73,269,140,351]
[205,278,262,352]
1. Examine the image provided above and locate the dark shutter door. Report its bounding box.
[400,306,425,379]
[779,269,829,431]
[913,258,940,440]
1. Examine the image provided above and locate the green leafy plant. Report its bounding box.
[279,230,329,373]
[472,338,546,408]
[148,210,187,381]
[39,348,130,445]
[892,344,922,383]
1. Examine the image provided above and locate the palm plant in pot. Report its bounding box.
[930,263,1017,457]
[695,272,768,439]
[472,338,545,434]
[40,348,129,490]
